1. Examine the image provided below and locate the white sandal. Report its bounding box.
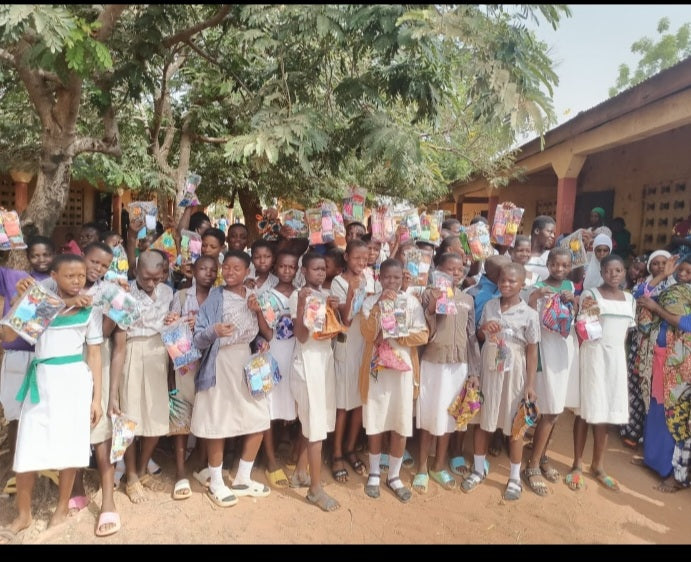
[231,480,271,498]
[207,484,238,508]
[193,468,211,489]
[172,478,192,500]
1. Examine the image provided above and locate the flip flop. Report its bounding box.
[207,485,238,508]
[94,511,121,537]
[429,469,456,490]
[265,468,290,488]
[591,469,620,492]
[172,478,192,500]
[289,471,311,488]
[449,456,468,476]
[412,472,429,494]
[68,495,90,513]
[306,489,340,512]
[125,480,148,504]
[564,467,586,491]
[231,480,271,498]
[193,468,211,489]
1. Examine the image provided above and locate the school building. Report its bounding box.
[450,56,691,256]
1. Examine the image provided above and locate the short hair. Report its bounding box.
[379,258,403,274]
[251,238,275,256]
[346,221,366,233]
[442,218,461,230]
[301,251,326,269]
[100,230,120,243]
[600,254,625,269]
[611,217,626,228]
[275,249,300,265]
[189,211,211,232]
[223,249,251,268]
[202,227,226,247]
[80,222,101,233]
[434,235,462,265]
[194,255,218,270]
[228,223,249,234]
[26,235,55,254]
[345,238,369,255]
[500,261,526,279]
[547,247,572,264]
[436,252,465,269]
[138,249,165,271]
[470,215,488,225]
[513,234,531,248]
[325,247,346,269]
[83,241,114,258]
[51,253,85,272]
[531,215,556,234]
[150,248,170,266]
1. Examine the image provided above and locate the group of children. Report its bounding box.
[0,205,689,543]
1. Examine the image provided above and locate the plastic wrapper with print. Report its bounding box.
[303,292,326,333]
[168,390,193,435]
[448,383,483,431]
[95,281,141,329]
[1,283,65,345]
[258,291,283,329]
[128,201,158,239]
[110,414,138,463]
[161,319,201,370]
[432,271,457,315]
[0,210,26,251]
[244,351,281,399]
[321,200,346,247]
[465,221,494,262]
[380,295,409,339]
[403,247,433,286]
[179,229,202,266]
[371,206,395,244]
[559,230,588,268]
[178,173,201,208]
[105,244,129,282]
[280,209,309,239]
[342,186,367,223]
[150,228,178,266]
[491,204,524,247]
[419,211,443,246]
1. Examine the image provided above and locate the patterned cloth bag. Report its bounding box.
[541,293,573,338]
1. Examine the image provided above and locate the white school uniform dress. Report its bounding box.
[533,280,580,415]
[578,288,635,425]
[332,275,366,411]
[361,292,426,437]
[289,289,336,442]
[266,288,297,421]
[14,306,103,473]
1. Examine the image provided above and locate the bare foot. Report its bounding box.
[654,476,685,493]
[0,516,32,544]
[48,508,69,529]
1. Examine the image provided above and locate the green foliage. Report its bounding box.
[609,17,691,97]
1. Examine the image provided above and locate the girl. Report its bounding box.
[227,223,249,253]
[634,250,676,298]
[361,233,383,291]
[0,236,55,497]
[201,227,227,288]
[190,250,272,507]
[414,253,480,494]
[323,247,345,291]
[582,233,612,291]
[524,247,579,496]
[0,254,103,542]
[461,262,540,501]
[260,251,299,489]
[289,252,341,512]
[565,254,636,492]
[166,256,218,500]
[331,239,370,483]
[359,259,429,502]
[246,239,278,294]
[433,235,466,268]
[510,235,538,288]
[525,216,556,282]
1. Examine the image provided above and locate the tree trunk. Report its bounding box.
[237,187,262,244]
[173,127,193,223]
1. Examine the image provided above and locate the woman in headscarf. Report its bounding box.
[582,234,612,291]
[589,207,606,231]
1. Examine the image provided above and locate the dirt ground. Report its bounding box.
[0,408,689,545]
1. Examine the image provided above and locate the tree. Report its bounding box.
[609,17,691,97]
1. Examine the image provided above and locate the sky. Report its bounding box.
[528,4,691,127]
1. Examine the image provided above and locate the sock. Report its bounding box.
[208,463,224,493]
[368,454,381,486]
[510,462,521,481]
[388,455,403,489]
[474,455,486,475]
[233,459,254,486]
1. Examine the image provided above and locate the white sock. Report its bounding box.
[208,463,224,493]
[474,455,486,475]
[388,455,403,489]
[510,462,521,481]
[368,454,381,485]
[233,459,254,486]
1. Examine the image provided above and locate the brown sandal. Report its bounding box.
[125,480,148,504]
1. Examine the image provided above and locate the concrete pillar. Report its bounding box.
[556,177,578,235]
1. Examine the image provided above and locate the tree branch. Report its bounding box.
[0,48,14,65]
[94,5,129,42]
[183,38,221,67]
[162,5,231,48]
[190,133,228,144]
[72,104,122,157]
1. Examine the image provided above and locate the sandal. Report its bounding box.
[386,477,412,503]
[265,468,290,488]
[68,495,90,514]
[289,471,311,488]
[503,478,522,501]
[539,456,561,483]
[412,472,429,494]
[331,457,349,483]
[402,449,414,468]
[460,470,485,493]
[630,455,645,467]
[621,437,638,450]
[231,480,271,498]
[94,511,121,537]
[429,469,456,490]
[522,467,548,497]
[344,451,366,476]
[125,480,148,504]
[306,488,340,512]
[364,473,380,499]
[139,473,167,492]
[172,478,192,500]
[591,469,620,492]
[564,467,586,491]
[207,484,238,508]
[654,476,687,494]
[449,456,469,477]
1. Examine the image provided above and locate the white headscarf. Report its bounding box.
[583,234,612,291]
[644,249,675,294]
[646,250,672,274]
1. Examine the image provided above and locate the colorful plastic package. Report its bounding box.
[280,209,309,239]
[160,319,201,369]
[127,201,158,238]
[179,229,202,265]
[491,204,524,247]
[95,281,141,329]
[110,413,138,463]
[168,389,193,435]
[0,210,26,251]
[465,221,494,262]
[342,186,367,223]
[559,229,588,268]
[303,292,326,333]
[432,271,457,315]
[243,351,281,398]
[178,173,201,207]
[1,283,65,345]
[403,247,433,286]
[150,228,178,266]
[104,244,129,282]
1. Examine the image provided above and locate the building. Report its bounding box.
[451,56,691,255]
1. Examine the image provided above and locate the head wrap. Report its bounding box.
[591,207,605,220]
[646,250,672,272]
[592,233,612,252]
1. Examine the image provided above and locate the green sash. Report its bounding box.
[16,354,84,404]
